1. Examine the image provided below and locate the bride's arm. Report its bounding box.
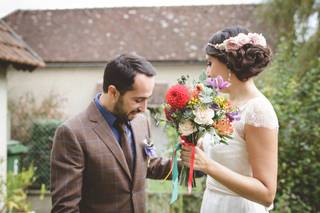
[181,125,278,207]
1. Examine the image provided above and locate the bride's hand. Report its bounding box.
[180,144,210,173]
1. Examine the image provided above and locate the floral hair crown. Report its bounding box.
[207,33,267,52]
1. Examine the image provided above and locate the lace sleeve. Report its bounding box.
[245,97,279,129]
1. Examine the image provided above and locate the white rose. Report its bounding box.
[193,107,215,125]
[178,120,197,136]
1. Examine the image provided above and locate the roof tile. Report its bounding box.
[4,5,271,62]
[0,20,45,69]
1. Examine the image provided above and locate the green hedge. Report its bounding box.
[25,119,62,188]
[259,39,320,212]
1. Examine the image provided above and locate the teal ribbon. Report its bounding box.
[170,143,181,204]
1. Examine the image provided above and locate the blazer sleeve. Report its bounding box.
[144,114,171,179]
[50,124,84,213]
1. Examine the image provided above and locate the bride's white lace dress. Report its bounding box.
[201,95,279,213]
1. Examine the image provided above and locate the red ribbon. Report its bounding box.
[180,136,195,194]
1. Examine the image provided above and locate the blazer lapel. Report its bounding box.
[131,119,146,186]
[87,102,132,181]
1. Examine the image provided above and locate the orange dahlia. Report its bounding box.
[213,118,234,136]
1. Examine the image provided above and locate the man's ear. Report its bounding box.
[108,85,119,100]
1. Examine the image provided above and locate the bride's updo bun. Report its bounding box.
[206,26,272,82]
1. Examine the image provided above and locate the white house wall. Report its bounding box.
[0,68,7,204]
[7,66,103,118]
[7,63,204,119]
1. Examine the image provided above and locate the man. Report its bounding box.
[51,54,171,213]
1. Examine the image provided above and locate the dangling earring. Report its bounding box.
[227,70,232,82]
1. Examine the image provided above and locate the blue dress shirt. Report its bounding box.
[94,93,136,165]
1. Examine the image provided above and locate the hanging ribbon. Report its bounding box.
[162,145,175,182]
[180,137,196,194]
[161,142,181,203]
[170,143,180,203]
[162,137,196,203]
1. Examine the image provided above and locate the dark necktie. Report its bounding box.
[114,119,133,174]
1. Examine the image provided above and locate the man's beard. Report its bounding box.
[113,97,140,121]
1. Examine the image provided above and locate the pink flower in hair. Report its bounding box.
[235,33,251,46]
[224,37,241,51]
[248,33,267,47]
[209,32,267,52]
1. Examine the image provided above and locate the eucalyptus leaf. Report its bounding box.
[199,72,207,82]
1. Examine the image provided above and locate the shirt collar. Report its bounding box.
[94,93,117,127]
[94,93,131,128]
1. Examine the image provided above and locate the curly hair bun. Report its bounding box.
[206,26,272,82]
[227,43,272,81]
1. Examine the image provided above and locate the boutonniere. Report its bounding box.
[143,137,157,166]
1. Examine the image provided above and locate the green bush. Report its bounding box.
[0,165,36,213]
[258,1,320,211]
[259,40,320,212]
[25,119,62,188]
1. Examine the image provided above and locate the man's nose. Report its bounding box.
[139,100,148,112]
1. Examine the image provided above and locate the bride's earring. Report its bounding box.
[227,70,232,82]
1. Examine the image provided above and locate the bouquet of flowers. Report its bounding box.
[163,73,240,203]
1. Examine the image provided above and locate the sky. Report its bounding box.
[0,0,264,18]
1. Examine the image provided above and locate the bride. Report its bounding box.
[181,26,279,212]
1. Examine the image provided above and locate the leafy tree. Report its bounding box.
[258,0,320,212]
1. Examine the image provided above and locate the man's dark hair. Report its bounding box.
[103,53,157,94]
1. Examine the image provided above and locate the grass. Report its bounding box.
[147,177,206,194]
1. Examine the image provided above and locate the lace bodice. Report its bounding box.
[201,95,278,212]
[244,96,279,129]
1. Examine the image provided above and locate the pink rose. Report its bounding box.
[248,33,267,47]
[224,37,241,51]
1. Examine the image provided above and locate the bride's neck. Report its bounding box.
[227,79,260,103]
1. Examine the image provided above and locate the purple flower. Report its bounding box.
[144,146,157,158]
[206,76,231,90]
[143,138,157,158]
[210,103,220,110]
[227,111,241,122]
